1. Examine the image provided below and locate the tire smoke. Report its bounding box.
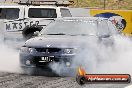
[0,41,22,73]
[74,35,132,74]
[50,35,132,76]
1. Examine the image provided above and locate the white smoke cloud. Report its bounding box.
[50,34,132,76]
[0,37,22,73]
[73,35,132,75]
[95,35,132,74]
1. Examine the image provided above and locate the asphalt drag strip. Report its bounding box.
[0,72,131,88]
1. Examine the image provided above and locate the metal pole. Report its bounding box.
[77,0,79,7]
[104,0,106,10]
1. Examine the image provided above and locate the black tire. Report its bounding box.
[22,26,42,40]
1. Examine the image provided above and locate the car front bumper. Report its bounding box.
[19,52,76,76]
[19,52,75,68]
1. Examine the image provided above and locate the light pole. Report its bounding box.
[104,0,106,10]
[77,0,79,7]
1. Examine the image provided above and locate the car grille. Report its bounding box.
[35,48,61,53]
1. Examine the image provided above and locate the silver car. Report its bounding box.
[19,17,118,76]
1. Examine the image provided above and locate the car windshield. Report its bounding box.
[40,19,116,36]
[0,8,19,19]
[28,8,57,18]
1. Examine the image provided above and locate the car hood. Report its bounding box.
[24,35,98,48]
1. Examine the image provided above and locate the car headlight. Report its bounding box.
[63,48,76,54]
[20,47,35,53]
